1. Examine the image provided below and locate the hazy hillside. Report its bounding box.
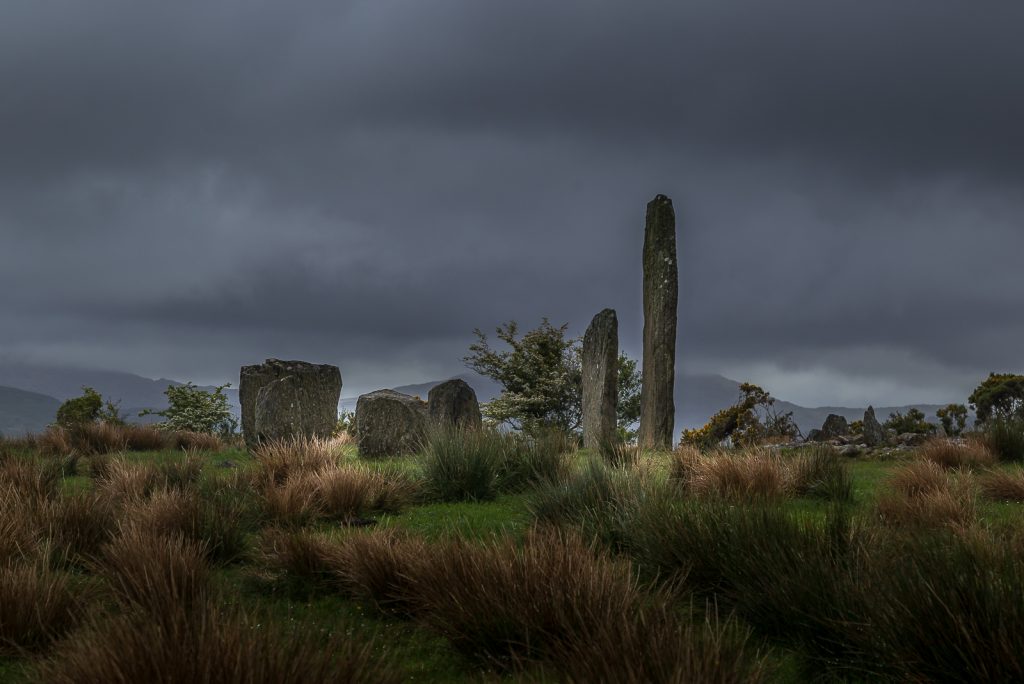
[0,386,61,437]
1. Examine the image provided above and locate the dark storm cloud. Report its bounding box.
[2,0,1023,403]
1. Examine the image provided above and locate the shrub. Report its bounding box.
[0,560,79,653]
[790,446,854,502]
[35,600,402,684]
[918,437,996,470]
[54,387,104,428]
[978,468,1024,502]
[982,418,1024,462]
[420,427,504,501]
[884,408,934,435]
[141,382,236,436]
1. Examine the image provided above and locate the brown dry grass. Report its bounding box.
[40,492,117,565]
[887,461,951,497]
[252,436,343,485]
[978,468,1024,502]
[673,447,790,501]
[35,599,402,684]
[165,430,223,452]
[918,437,997,470]
[875,477,977,531]
[0,559,79,653]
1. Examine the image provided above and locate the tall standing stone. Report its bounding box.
[582,309,618,451]
[239,359,341,449]
[638,194,678,450]
[355,389,428,457]
[428,379,482,430]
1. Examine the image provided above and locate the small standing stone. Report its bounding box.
[863,406,886,447]
[355,390,428,457]
[428,379,482,430]
[582,309,618,451]
[239,359,341,449]
[638,194,678,450]
[820,414,850,440]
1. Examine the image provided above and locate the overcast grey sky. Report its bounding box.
[1,0,1022,406]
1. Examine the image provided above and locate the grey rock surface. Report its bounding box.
[638,194,678,450]
[356,389,428,457]
[240,359,341,449]
[820,414,850,439]
[582,309,618,451]
[427,378,482,430]
[863,406,887,447]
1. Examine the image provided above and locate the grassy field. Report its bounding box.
[2,426,1024,682]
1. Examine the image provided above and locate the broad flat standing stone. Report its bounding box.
[638,194,678,450]
[356,389,428,457]
[582,309,618,451]
[863,406,886,447]
[820,414,850,440]
[239,359,341,449]
[428,379,482,430]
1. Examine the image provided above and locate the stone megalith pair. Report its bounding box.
[355,378,482,457]
[239,359,342,449]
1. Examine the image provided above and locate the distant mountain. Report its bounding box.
[0,385,61,437]
[0,361,241,427]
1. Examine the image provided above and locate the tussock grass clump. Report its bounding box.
[35,600,402,684]
[981,418,1024,462]
[886,460,951,497]
[420,427,505,501]
[40,492,117,565]
[257,527,346,591]
[333,531,429,614]
[252,436,343,485]
[165,430,223,452]
[978,467,1024,501]
[0,489,41,563]
[94,458,162,503]
[0,559,79,653]
[0,457,61,503]
[97,526,210,613]
[529,458,621,529]
[499,429,572,490]
[790,446,854,502]
[918,437,996,470]
[875,483,977,531]
[673,448,789,501]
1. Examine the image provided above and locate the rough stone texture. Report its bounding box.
[582,309,619,451]
[638,194,678,450]
[239,359,341,449]
[820,414,850,439]
[356,390,428,457]
[838,444,861,457]
[898,432,928,447]
[863,406,887,447]
[805,429,824,443]
[428,379,482,430]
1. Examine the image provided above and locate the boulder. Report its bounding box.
[820,414,850,439]
[581,309,619,451]
[356,390,428,457]
[898,432,928,447]
[427,379,482,430]
[240,359,341,449]
[805,429,824,443]
[837,444,861,457]
[862,406,887,447]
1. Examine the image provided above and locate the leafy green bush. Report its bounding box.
[884,408,934,435]
[142,383,236,436]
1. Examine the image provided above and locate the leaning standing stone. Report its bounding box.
[638,194,678,450]
[582,309,618,451]
[356,389,428,457]
[239,359,341,449]
[428,379,482,430]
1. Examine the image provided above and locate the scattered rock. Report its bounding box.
[862,406,887,447]
[427,379,482,431]
[582,308,619,451]
[805,429,824,443]
[240,359,341,449]
[837,444,860,457]
[820,414,850,439]
[898,432,928,447]
[355,389,428,457]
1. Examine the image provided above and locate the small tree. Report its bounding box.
[55,387,104,428]
[936,403,968,436]
[969,373,1024,425]
[884,408,934,435]
[464,319,641,435]
[141,383,236,436]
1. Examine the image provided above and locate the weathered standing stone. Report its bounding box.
[582,309,618,451]
[428,379,482,430]
[638,194,678,450]
[863,406,886,447]
[806,429,824,443]
[820,414,850,439]
[356,390,428,457]
[239,359,341,449]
